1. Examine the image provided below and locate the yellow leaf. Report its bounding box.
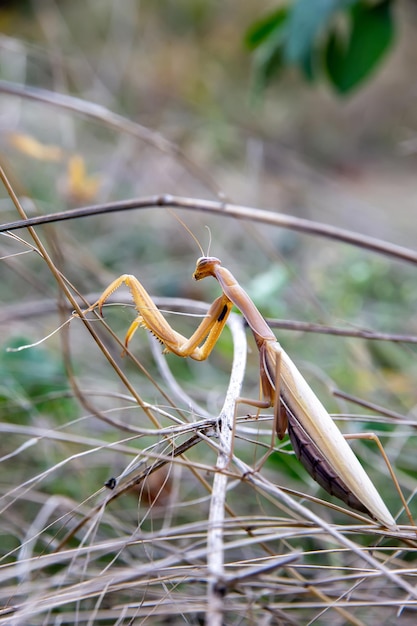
[9,133,63,162]
[65,155,100,203]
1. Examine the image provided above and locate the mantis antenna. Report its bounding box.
[167,208,205,257]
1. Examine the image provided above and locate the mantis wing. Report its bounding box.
[265,342,396,528]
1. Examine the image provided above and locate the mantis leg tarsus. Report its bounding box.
[124,316,143,349]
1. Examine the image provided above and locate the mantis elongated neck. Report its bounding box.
[193,256,276,344]
[213,265,276,344]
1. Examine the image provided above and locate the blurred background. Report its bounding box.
[1,1,417,623]
[1,1,417,411]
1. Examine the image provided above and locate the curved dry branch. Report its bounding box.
[1,190,417,265]
[0,80,222,197]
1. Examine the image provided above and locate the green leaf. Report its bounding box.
[284,0,356,64]
[250,40,285,95]
[245,7,289,95]
[245,7,288,50]
[246,0,356,91]
[325,0,395,94]
[298,47,316,82]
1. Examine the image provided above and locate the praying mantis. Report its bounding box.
[86,256,397,528]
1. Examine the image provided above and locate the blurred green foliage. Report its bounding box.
[246,0,395,95]
[0,338,75,423]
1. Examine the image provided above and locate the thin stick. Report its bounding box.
[206,313,247,626]
[266,318,417,344]
[0,166,164,430]
[232,455,417,599]
[2,194,417,265]
[0,79,222,198]
[3,296,417,346]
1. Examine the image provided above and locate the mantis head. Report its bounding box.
[193,257,221,281]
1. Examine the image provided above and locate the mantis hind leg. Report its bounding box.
[231,343,284,471]
[344,432,415,526]
[230,395,274,470]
